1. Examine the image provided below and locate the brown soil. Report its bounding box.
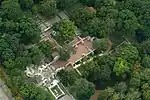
[90,90,100,100]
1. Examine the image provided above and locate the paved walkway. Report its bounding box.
[0,87,9,100]
[0,79,13,100]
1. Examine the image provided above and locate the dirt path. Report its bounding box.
[107,39,112,52]
[90,90,100,100]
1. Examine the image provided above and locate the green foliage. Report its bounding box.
[116,9,140,36]
[98,82,128,100]
[39,0,57,18]
[98,87,115,100]
[84,18,106,37]
[57,70,78,87]
[38,41,52,59]
[0,0,150,99]
[53,19,76,43]
[141,39,150,55]
[129,72,141,88]
[69,79,95,100]
[125,88,141,100]
[15,57,32,69]
[19,0,34,10]
[20,83,55,100]
[1,0,23,20]
[93,38,109,52]
[3,60,15,69]
[71,7,96,29]
[79,0,96,6]
[141,83,150,100]
[0,0,55,99]
[95,0,116,7]
[141,55,150,68]
[28,47,44,65]
[119,45,139,64]
[114,82,127,93]
[113,57,129,76]
[56,0,77,9]
[58,46,70,61]
[79,56,112,81]
[18,16,41,44]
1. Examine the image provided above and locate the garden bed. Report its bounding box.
[51,85,64,97]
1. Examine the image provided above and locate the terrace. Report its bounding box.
[51,36,95,70]
[66,36,95,67]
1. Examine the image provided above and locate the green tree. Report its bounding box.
[79,56,113,81]
[18,16,41,44]
[71,7,96,29]
[93,38,109,53]
[116,9,140,36]
[58,47,70,61]
[56,0,77,9]
[69,79,95,100]
[39,0,57,18]
[28,47,44,65]
[140,68,150,81]
[19,0,34,10]
[79,0,96,6]
[20,83,54,100]
[15,57,32,69]
[98,90,108,100]
[125,88,141,100]
[141,83,150,100]
[98,87,115,100]
[53,19,76,43]
[84,18,106,38]
[57,70,77,87]
[114,82,127,93]
[119,45,139,64]
[1,0,23,20]
[113,57,130,76]
[129,72,141,88]
[1,48,15,61]
[38,41,52,60]
[3,34,19,53]
[3,59,15,69]
[141,55,150,68]
[141,39,150,55]
[95,0,116,7]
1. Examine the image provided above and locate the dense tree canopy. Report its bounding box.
[57,70,78,87]
[39,0,57,18]
[71,7,96,29]
[53,19,76,43]
[20,83,54,100]
[142,55,150,68]
[79,56,113,82]
[118,45,139,64]
[93,38,109,53]
[0,0,150,100]
[18,17,41,44]
[28,46,44,65]
[69,79,95,100]
[0,0,55,99]
[38,41,53,61]
[0,0,23,20]
[113,57,129,76]
[19,0,34,10]
[56,0,77,9]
